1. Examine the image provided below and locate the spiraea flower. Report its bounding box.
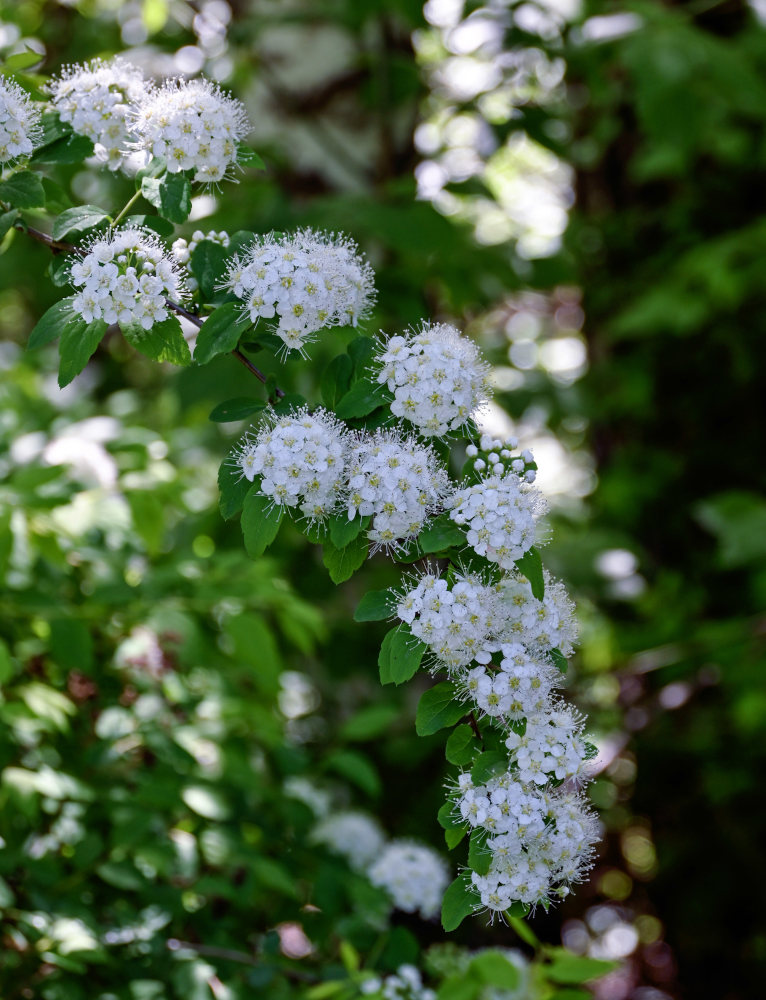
[396,571,501,670]
[236,407,347,521]
[0,77,42,164]
[48,58,146,170]
[172,229,230,291]
[130,77,249,184]
[496,571,578,657]
[367,840,449,919]
[312,811,386,872]
[221,229,375,356]
[449,471,547,570]
[69,227,187,330]
[375,322,491,438]
[346,429,449,551]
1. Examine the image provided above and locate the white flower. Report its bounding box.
[449,472,547,570]
[375,322,490,437]
[221,229,376,356]
[130,77,249,184]
[0,77,42,165]
[367,840,449,919]
[236,407,347,521]
[345,429,449,551]
[48,58,146,171]
[312,811,386,872]
[396,570,501,671]
[69,227,187,331]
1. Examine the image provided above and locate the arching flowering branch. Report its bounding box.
[4,57,600,933]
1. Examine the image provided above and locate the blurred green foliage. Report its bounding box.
[0,0,765,997]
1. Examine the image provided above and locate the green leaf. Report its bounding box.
[445,724,478,766]
[437,975,481,1000]
[328,513,364,549]
[471,750,507,785]
[0,170,45,209]
[378,625,426,685]
[335,378,388,419]
[416,682,467,736]
[445,825,469,850]
[241,487,283,558]
[437,800,463,830]
[208,397,266,422]
[550,647,568,673]
[194,303,251,364]
[515,546,544,600]
[236,143,265,169]
[52,205,109,240]
[141,172,192,224]
[546,955,617,985]
[27,296,77,350]
[320,353,353,408]
[122,316,191,366]
[2,49,42,72]
[468,829,492,876]
[58,318,108,387]
[507,912,535,943]
[218,451,250,520]
[190,239,230,301]
[469,951,520,989]
[441,875,476,932]
[324,749,380,797]
[30,132,94,165]
[322,532,369,584]
[347,335,376,376]
[0,208,18,240]
[419,513,466,554]
[353,589,392,622]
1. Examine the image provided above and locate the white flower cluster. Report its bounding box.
[222,229,375,355]
[69,227,186,330]
[368,840,449,920]
[498,573,578,657]
[236,408,347,520]
[361,965,436,1000]
[465,433,537,484]
[172,229,230,291]
[346,430,449,551]
[374,322,490,438]
[48,57,146,171]
[449,472,547,570]
[458,768,598,910]
[463,643,557,721]
[505,704,589,785]
[312,811,386,872]
[130,78,249,184]
[397,571,502,671]
[0,77,42,165]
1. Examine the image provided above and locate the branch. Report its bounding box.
[15,220,282,397]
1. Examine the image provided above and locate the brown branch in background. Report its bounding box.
[15,220,281,396]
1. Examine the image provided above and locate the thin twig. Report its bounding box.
[15,219,281,396]
[165,940,317,981]
[467,710,484,747]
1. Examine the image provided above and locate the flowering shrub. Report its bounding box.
[1,51,608,986]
